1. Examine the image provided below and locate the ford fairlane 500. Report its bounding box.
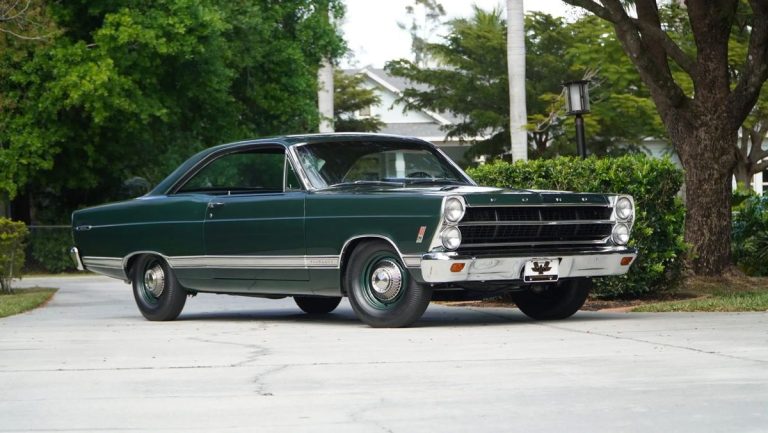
[70,134,637,327]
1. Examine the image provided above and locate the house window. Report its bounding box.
[358,105,371,117]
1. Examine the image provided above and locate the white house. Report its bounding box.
[641,138,768,194]
[344,67,485,165]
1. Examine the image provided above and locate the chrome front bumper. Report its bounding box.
[419,247,637,283]
[69,247,85,271]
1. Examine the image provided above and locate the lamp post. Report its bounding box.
[563,80,591,158]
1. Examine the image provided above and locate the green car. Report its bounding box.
[70,133,637,327]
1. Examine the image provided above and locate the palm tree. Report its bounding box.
[506,0,527,161]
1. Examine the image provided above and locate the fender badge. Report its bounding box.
[416,226,427,243]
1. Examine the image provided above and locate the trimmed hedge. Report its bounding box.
[467,155,686,298]
[0,218,28,293]
[28,228,75,274]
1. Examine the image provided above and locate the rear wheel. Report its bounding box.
[131,255,187,321]
[345,241,432,328]
[511,278,592,320]
[294,296,341,314]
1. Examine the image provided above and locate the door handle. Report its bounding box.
[208,201,225,210]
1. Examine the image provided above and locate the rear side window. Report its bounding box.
[178,149,286,194]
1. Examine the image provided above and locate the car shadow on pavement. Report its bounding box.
[173,306,636,328]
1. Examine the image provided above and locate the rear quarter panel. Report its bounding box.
[72,195,207,262]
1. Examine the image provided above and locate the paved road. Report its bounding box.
[1,276,767,433]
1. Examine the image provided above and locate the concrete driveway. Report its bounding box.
[1,275,767,433]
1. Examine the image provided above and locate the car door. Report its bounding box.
[178,145,308,290]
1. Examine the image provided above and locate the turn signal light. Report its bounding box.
[450,263,466,273]
[620,257,634,266]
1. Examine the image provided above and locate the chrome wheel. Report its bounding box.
[132,255,186,320]
[369,259,403,302]
[144,264,166,298]
[345,240,432,328]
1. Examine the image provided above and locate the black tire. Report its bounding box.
[345,241,432,328]
[294,296,342,314]
[511,278,592,320]
[131,255,187,321]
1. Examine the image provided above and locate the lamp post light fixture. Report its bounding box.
[563,79,591,158]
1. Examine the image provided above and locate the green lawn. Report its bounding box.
[630,275,768,312]
[632,291,768,312]
[0,288,57,318]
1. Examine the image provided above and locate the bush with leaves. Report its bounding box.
[0,219,29,293]
[732,195,768,276]
[28,227,74,274]
[467,154,686,298]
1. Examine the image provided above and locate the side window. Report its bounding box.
[285,161,303,191]
[178,149,286,194]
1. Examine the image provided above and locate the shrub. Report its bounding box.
[732,195,768,276]
[467,154,686,298]
[0,218,29,293]
[28,227,75,273]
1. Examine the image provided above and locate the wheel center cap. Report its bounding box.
[369,260,403,302]
[144,265,166,298]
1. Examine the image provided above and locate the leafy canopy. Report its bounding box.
[386,8,663,160]
[0,0,345,221]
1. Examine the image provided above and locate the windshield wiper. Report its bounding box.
[325,180,405,189]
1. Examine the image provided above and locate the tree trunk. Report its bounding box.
[671,123,736,275]
[733,161,752,189]
[506,0,527,161]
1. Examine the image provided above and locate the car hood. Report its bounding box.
[320,184,612,206]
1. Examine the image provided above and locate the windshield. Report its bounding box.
[294,140,470,189]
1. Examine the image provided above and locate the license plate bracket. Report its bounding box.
[523,259,560,283]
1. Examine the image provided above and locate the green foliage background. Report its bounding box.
[468,155,686,298]
[732,195,768,276]
[0,0,346,220]
[0,218,28,293]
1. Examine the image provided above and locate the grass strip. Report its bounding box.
[0,288,58,318]
[632,291,768,312]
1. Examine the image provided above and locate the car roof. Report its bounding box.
[148,133,432,196]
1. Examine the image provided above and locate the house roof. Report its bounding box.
[341,67,487,143]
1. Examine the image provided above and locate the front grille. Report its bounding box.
[459,205,613,247]
[463,205,612,222]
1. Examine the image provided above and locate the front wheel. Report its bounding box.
[131,255,187,321]
[511,278,592,320]
[345,241,432,328]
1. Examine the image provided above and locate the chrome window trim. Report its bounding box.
[169,144,292,195]
[289,138,475,191]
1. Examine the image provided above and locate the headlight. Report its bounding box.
[441,226,462,250]
[444,197,465,224]
[615,197,633,221]
[612,223,630,245]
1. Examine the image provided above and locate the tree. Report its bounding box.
[387,7,511,158]
[734,85,768,188]
[397,0,445,68]
[562,0,768,274]
[0,0,345,221]
[386,8,663,161]
[333,70,384,133]
[0,0,51,40]
[506,0,527,161]
[526,13,664,158]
